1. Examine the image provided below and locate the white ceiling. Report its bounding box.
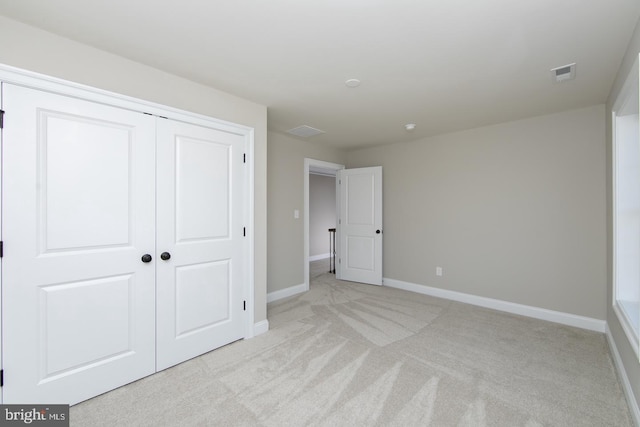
[0,0,638,150]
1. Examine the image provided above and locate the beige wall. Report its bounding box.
[0,16,269,324]
[310,174,337,257]
[267,131,346,293]
[347,105,607,319]
[607,15,640,415]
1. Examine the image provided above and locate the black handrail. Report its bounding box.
[328,228,336,274]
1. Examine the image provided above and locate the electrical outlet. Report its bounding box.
[436,266,443,276]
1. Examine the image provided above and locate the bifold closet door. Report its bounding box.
[2,84,157,404]
[155,119,246,371]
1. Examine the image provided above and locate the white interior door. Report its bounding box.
[337,166,383,285]
[155,119,246,370]
[2,84,157,404]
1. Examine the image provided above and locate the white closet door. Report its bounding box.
[155,119,246,370]
[2,84,157,404]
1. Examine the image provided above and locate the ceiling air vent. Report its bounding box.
[286,125,325,138]
[550,63,576,83]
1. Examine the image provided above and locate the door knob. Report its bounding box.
[160,252,171,261]
[376,230,381,234]
[141,254,152,263]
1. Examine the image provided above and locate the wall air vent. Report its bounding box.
[286,125,325,138]
[550,63,576,83]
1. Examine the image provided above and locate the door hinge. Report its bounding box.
[243,227,246,237]
[243,300,246,311]
[0,241,4,258]
[243,153,246,163]
[0,109,4,129]
[339,258,341,264]
[1,369,4,387]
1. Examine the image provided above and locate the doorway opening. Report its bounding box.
[309,173,336,279]
[304,159,344,292]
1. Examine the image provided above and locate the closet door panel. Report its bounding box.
[175,137,230,241]
[2,84,157,405]
[156,119,245,371]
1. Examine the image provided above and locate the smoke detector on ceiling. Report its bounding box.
[286,125,325,138]
[345,79,361,88]
[550,63,576,83]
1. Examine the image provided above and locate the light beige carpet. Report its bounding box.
[71,261,633,426]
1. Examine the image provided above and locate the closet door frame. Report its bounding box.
[0,64,256,403]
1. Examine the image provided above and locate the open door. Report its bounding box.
[336,166,383,285]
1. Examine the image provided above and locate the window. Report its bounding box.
[613,54,640,359]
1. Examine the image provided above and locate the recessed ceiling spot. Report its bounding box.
[405,123,416,131]
[345,79,361,88]
[550,63,576,83]
[286,125,325,138]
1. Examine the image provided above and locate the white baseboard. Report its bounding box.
[267,283,307,303]
[309,253,331,262]
[253,319,270,337]
[383,278,606,333]
[606,324,640,426]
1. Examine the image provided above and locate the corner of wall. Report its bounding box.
[252,319,270,337]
